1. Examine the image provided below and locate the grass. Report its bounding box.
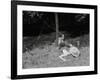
[22,32,89,69]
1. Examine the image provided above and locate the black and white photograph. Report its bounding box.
[11,1,97,79]
[23,11,90,69]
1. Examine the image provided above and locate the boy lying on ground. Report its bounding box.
[57,33,80,61]
[59,44,80,61]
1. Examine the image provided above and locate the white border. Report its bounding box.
[17,5,95,75]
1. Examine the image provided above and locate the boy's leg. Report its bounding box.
[59,55,66,61]
[59,49,71,61]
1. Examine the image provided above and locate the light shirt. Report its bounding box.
[69,46,80,57]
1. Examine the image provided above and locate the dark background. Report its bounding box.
[23,11,89,37]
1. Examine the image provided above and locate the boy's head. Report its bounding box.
[58,32,64,37]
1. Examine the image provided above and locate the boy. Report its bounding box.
[59,44,80,61]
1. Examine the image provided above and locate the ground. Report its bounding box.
[22,33,89,69]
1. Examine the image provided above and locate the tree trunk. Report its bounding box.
[55,13,59,46]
